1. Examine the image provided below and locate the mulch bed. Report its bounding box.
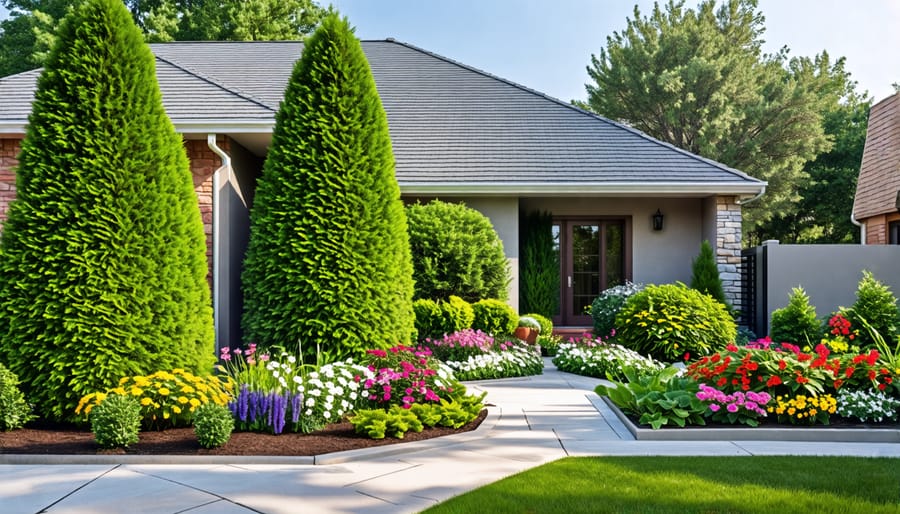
[0,409,487,456]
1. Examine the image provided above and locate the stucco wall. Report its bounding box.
[521,197,704,286]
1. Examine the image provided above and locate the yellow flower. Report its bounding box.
[118,377,129,386]
[180,385,195,394]
[177,396,189,405]
[809,409,817,416]
[134,376,150,388]
[111,387,126,395]
[130,387,143,396]
[140,397,153,406]
[189,398,201,407]
[172,406,182,414]
[787,408,796,415]
[158,387,170,396]
[163,411,170,419]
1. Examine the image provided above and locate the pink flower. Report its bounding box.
[727,404,739,413]
[709,404,721,412]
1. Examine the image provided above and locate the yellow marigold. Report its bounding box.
[180,385,195,394]
[130,387,143,396]
[111,387,126,395]
[140,397,153,406]
[199,393,209,403]
[118,377,129,386]
[158,387,170,396]
[809,409,818,416]
[133,376,151,388]
[173,368,185,375]
[189,398,201,407]
[177,396,189,405]
[787,408,796,415]
[172,406,182,414]
[163,411,170,419]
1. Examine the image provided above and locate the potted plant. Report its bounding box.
[515,316,541,345]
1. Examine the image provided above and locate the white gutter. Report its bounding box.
[735,185,766,205]
[399,182,768,197]
[850,211,866,245]
[207,134,231,351]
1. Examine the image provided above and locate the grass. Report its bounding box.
[422,456,900,514]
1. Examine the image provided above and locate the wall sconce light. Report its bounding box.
[652,209,664,231]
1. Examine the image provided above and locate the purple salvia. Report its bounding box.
[238,384,249,422]
[273,393,287,435]
[291,393,303,424]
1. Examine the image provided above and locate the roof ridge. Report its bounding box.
[152,53,277,112]
[381,39,764,185]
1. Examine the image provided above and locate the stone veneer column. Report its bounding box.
[716,196,742,312]
[0,138,21,233]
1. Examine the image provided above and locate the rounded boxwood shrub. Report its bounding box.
[770,287,820,345]
[241,15,415,363]
[615,283,736,362]
[471,299,517,337]
[591,281,644,338]
[193,402,234,449]
[0,363,35,431]
[846,271,900,347]
[406,200,510,303]
[413,296,474,341]
[90,394,142,449]
[0,0,214,422]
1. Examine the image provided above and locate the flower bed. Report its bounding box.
[552,333,663,381]
[420,329,543,381]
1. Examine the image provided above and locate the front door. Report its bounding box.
[554,219,628,326]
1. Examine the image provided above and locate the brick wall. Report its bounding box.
[0,136,225,284]
[715,195,742,311]
[0,138,20,230]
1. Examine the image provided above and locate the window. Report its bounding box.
[890,221,900,245]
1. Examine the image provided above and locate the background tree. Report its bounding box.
[582,0,851,242]
[755,88,870,243]
[241,14,415,364]
[690,240,729,310]
[0,0,214,421]
[0,0,326,75]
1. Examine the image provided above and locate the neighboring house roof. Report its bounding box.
[0,39,765,197]
[853,93,900,219]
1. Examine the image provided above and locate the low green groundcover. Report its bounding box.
[423,456,900,514]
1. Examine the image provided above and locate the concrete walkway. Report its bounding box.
[2,359,899,514]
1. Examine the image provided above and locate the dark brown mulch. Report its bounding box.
[0,409,487,456]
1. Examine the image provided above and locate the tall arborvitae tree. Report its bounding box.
[519,210,559,317]
[690,240,729,310]
[0,0,214,422]
[241,14,415,363]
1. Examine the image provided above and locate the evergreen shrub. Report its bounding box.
[0,363,35,430]
[690,240,730,309]
[406,200,510,302]
[846,271,900,347]
[0,0,214,421]
[413,296,474,341]
[193,403,234,449]
[471,299,517,337]
[615,283,736,361]
[90,394,141,449]
[769,287,821,345]
[519,210,559,316]
[241,15,415,363]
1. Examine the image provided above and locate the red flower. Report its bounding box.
[711,354,721,363]
[726,343,739,352]
[798,353,812,362]
[866,350,879,366]
[845,366,855,377]
[717,377,728,387]
[796,376,809,384]
[778,360,787,371]
[683,352,691,362]
[833,379,844,388]
[868,370,877,380]
[766,376,782,387]
[878,383,887,391]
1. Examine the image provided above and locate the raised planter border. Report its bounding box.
[599,396,900,443]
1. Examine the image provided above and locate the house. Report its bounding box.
[852,92,900,245]
[0,40,766,348]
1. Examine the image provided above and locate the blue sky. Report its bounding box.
[1,1,897,103]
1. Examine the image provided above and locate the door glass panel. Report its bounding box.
[552,223,561,316]
[572,225,600,316]
[606,222,624,288]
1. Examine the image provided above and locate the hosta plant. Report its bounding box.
[596,366,707,429]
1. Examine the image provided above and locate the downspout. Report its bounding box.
[207,134,232,352]
[850,211,866,245]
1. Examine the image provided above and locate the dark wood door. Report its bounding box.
[555,220,627,326]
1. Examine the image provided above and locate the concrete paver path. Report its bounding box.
[2,359,899,513]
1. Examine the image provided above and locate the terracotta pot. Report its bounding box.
[514,326,539,345]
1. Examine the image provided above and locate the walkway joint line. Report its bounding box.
[37,464,121,513]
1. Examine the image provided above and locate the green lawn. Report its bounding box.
[422,456,900,514]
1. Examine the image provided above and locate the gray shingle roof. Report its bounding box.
[0,39,764,194]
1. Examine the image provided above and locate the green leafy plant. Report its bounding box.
[519,210,559,316]
[413,296,475,341]
[615,283,736,361]
[591,281,643,338]
[845,271,900,348]
[350,405,424,439]
[538,334,562,357]
[193,402,235,449]
[517,316,541,331]
[241,14,416,363]
[0,363,35,430]
[595,366,707,429]
[523,313,553,337]
[690,240,730,310]
[351,388,485,439]
[0,0,214,422]
[471,299,518,337]
[90,394,142,449]
[770,287,821,346]
[406,200,511,302]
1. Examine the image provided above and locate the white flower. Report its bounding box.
[287,355,296,364]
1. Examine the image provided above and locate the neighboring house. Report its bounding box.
[853,92,900,245]
[0,40,766,348]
